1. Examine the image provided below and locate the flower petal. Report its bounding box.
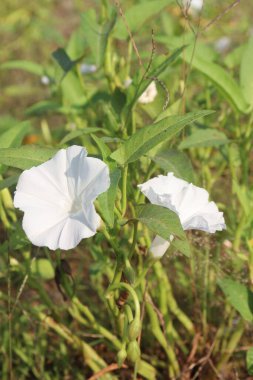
[150,235,173,258]
[138,172,226,235]
[14,145,110,250]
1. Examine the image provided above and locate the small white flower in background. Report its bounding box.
[183,0,203,13]
[124,78,133,88]
[214,37,231,53]
[138,81,158,104]
[14,146,110,250]
[80,63,97,74]
[41,75,50,86]
[138,172,226,258]
[124,78,158,104]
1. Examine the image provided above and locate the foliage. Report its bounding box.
[0,1,253,379]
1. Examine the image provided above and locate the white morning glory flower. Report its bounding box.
[138,172,226,258]
[124,78,158,104]
[14,146,110,250]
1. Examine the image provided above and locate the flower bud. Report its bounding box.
[128,318,140,341]
[117,348,127,367]
[127,341,141,363]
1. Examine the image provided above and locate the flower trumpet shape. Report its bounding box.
[138,173,226,258]
[14,146,110,250]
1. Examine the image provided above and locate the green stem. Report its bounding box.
[108,282,140,320]
[202,247,209,342]
[216,320,244,370]
[121,166,128,217]
[154,262,194,335]
[146,300,180,378]
[233,213,246,250]
[36,311,113,379]
[129,221,138,259]
[71,298,122,350]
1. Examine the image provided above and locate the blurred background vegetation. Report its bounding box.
[1,0,253,379]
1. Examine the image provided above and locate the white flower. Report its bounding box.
[138,81,158,104]
[14,146,110,250]
[124,78,158,104]
[183,0,203,13]
[41,75,50,86]
[138,172,226,258]
[80,63,97,74]
[214,37,231,53]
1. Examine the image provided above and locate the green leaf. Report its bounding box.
[224,45,246,69]
[218,278,253,322]
[0,174,19,191]
[97,169,121,227]
[150,149,195,183]
[25,101,62,116]
[186,49,250,114]
[61,72,86,106]
[111,111,213,165]
[31,259,55,281]
[179,128,228,149]
[0,121,32,174]
[81,9,116,66]
[171,238,191,258]
[60,128,102,145]
[246,347,253,375]
[0,60,44,76]
[0,121,31,149]
[136,204,186,241]
[52,48,75,73]
[114,0,172,40]
[0,146,58,170]
[240,36,253,108]
[157,36,251,113]
[91,134,111,160]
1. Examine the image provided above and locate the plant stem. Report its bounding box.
[216,320,244,370]
[154,262,194,335]
[121,166,128,217]
[146,300,180,377]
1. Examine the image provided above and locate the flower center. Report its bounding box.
[68,198,82,215]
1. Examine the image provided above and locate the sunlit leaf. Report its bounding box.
[111,111,213,165]
[179,128,228,149]
[0,60,44,76]
[0,146,58,170]
[114,0,172,40]
[240,36,253,108]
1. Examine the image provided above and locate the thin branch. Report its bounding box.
[87,363,128,380]
[202,0,241,32]
[113,0,143,67]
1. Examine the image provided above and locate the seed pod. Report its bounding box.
[123,263,135,284]
[127,340,141,363]
[128,318,140,341]
[117,348,127,367]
